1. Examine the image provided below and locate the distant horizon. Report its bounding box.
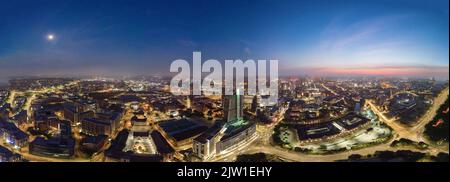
[0,72,448,83]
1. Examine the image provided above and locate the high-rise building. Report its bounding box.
[193,90,258,161]
[223,91,243,123]
[251,95,258,114]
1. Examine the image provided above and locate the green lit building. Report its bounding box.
[193,91,258,161]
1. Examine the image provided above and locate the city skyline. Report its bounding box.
[0,0,448,82]
[2,2,450,180]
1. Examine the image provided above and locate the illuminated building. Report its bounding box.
[81,111,122,136]
[63,104,79,124]
[0,145,22,162]
[193,90,258,161]
[223,91,243,123]
[81,118,114,136]
[29,121,75,158]
[157,118,207,150]
[0,118,28,149]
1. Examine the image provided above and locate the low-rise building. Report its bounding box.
[80,135,108,153]
[0,145,22,162]
[29,121,75,158]
[0,119,29,149]
[81,111,123,136]
[29,137,75,158]
[81,118,113,136]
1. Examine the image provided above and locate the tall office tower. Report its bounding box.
[251,95,258,114]
[223,90,244,123]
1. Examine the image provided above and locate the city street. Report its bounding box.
[235,87,449,162]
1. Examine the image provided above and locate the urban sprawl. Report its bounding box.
[0,76,448,162]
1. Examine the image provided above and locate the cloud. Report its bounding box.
[319,15,409,53]
[287,13,445,69]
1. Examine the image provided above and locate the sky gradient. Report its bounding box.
[0,0,448,82]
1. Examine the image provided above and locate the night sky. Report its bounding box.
[0,0,448,82]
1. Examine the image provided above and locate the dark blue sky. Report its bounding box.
[0,0,448,81]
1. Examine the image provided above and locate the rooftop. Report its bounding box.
[159,119,208,141]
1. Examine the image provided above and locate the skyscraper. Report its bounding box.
[193,90,258,160]
[223,91,243,123]
[251,95,258,114]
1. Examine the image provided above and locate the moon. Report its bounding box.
[47,34,55,41]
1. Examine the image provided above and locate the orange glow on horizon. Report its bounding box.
[304,66,449,77]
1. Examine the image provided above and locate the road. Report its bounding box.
[321,83,338,95]
[411,87,449,142]
[241,136,446,162]
[0,141,89,162]
[3,82,448,162]
[233,87,449,162]
[1,81,92,162]
[367,100,413,139]
[367,86,448,142]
